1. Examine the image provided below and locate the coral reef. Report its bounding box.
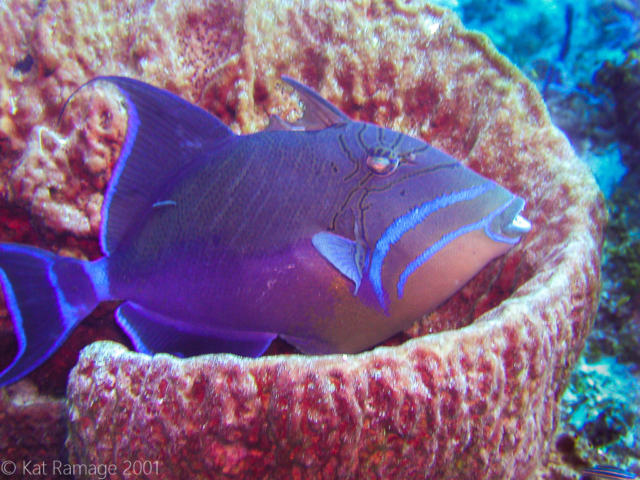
[0,0,606,478]
[598,188,640,359]
[541,183,640,480]
[458,0,639,86]
[595,50,640,162]
[548,356,640,479]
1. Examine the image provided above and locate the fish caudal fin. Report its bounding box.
[0,244,105,387]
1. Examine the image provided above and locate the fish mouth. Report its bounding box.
[503,213,532,237]
[489,197,532,241]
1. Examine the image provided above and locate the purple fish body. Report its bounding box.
[0,76,531,386]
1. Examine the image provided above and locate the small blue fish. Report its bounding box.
[0,76,531,387]
[583,465,637,479]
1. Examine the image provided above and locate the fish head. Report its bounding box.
[343,122,531,314]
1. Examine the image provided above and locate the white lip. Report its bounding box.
[504,214,532,236]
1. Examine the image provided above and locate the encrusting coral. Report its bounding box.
[0,0,606,478]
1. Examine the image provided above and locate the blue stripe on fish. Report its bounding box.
[100,89,141,254]
[84,259,111,302]
[0,263,26,350]
[369,183,496,311]
[397,197,520,299]
[583,465,637,479]
[48,259,107,329]
[115,303,154,355]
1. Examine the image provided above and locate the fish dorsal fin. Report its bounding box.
[264,114,306,132]
[312,232,364,294]
[268,76,350,132]
[61,76,235,255]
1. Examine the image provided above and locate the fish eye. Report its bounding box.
[366,155,398,175]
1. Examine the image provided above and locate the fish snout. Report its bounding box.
[489,197,532,241]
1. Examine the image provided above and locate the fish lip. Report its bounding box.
[507,213,532,236]
[500,198,532,238]
[486,196,532,242]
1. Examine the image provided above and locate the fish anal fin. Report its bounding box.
[116,302,275,358]
[280,333,334,355]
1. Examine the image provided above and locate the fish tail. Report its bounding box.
[0,244,107,387]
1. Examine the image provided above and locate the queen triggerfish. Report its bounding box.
[0,76,532,387]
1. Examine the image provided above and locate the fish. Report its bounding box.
[582,465,636,480]
[583,465,637,479]
[0,76,531,387]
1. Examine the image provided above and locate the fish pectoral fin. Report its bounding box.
[116,302,275,358]
[312,232,363,294]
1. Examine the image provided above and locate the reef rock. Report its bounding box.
[0,383,70,480]
[0,0,606,478]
